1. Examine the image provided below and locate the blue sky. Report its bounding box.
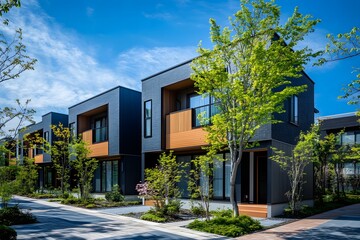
[0,0,359,124]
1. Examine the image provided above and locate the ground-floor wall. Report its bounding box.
[92,155,141,195]
[143,139,314,206]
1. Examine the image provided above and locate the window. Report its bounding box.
[69,122,76,139]
[93,116,107,143]
[290,95,298,125]
[44,131,49,142]
[213,154,224,198]
[189,94,220,127]
[144,100,152,138]
[341,132,355,145]
[43,131,49,151]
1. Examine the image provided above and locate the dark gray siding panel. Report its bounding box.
[272,73,315,145]
[319,115,359,131]
[122,155,141,195]
[68,88,120,156]
[119,87,141,155]
[142,62,192,152]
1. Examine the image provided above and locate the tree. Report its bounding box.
[16,157,38,195]
[188,154,214,220]
[0,0,36,138]
[49,123,71,194]
[0,165,18,207]
[190,0,320,216]
[141,151,186,210]
[318,27,360,106]
[271,127,317,215]
[331,143,351,199]
[313,123,336,203]
[71,137,98,201]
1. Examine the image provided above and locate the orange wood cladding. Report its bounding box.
[238,204,268,218]
[88,141,108,157]
[81,129,108,157]
[166,109,207,149]
[34,154,44,164]
[82,129,93,145]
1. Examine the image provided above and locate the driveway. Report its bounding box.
[10,196,226,240]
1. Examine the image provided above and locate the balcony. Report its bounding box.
[166,109,207,150]
[82,129,109,157]
[34,154,44,164]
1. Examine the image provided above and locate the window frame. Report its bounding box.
[290,95,299,125]
[188,93,219,128]
[144,99,152,138]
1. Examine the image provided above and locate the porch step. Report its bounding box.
[238,204,267,218]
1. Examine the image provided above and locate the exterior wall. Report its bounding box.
[119,87,141,155]
[272,72,315,145]
[18,112,68,164]
[142,60,192,153]
[69,87,120,156]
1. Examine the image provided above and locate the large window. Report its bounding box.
[93,116,107,143]
[189,94,220,127]
[290,95,299,125]
[144,100,152,138]
[100,160,119,192]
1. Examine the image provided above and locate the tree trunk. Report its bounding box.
[230,159,240,217]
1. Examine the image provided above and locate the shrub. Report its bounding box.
[61,195,81,205]
[105,185,124,202]
[0,225,17,240]
[190,203,205,216]
[161,200,182,216]
[140,213,167,223]
[211,209,232,218]
[0,205,37,226]
[188,215,262,237]
[85,203,96,209]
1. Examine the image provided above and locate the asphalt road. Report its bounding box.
[9,196,226,240]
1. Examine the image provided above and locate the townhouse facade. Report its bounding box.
[141,59,315,217]
[68,86,141,195]
[17,112,68,189]
[319,112,360,176]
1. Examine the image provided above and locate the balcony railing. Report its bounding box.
[166,109,207,149]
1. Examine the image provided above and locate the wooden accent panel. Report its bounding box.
[78,115,90,134]
[34,154,44,164]
[88,141,108,157]
[166,109,208,149]
[28,148,33,159]
[238,204,267,218]
[82,129,93,145]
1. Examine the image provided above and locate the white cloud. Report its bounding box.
[0,1,197,125]
[86,7,94,17]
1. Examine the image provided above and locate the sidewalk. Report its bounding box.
[237,203,360,240]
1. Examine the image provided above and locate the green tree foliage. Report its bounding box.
[188,154,214,220]
[71,137,98,201]
[331,143,351,199]
[191,0,320,216]
[49,123,71,194]
[313,123,336,203]
[318,27,360,105]
[16,158,38,195]
[271,127,317,215]
[0,165,18,207]
[144,151,186,210]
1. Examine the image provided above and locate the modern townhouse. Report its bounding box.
[141,59,316,217]
[17,112,68,189]
[319,112,360,177]
[68,86,141,195]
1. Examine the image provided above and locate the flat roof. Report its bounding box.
[68,85,140,109]
[317,112,357,120]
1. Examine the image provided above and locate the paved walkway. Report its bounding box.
[11,196,227,240]
[237,203,360,240]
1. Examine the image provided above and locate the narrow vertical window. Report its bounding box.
[290,95,298,125]
[69,122,76,139]
[144,100,152,138]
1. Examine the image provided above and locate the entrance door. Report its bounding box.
[240,151,267,204]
